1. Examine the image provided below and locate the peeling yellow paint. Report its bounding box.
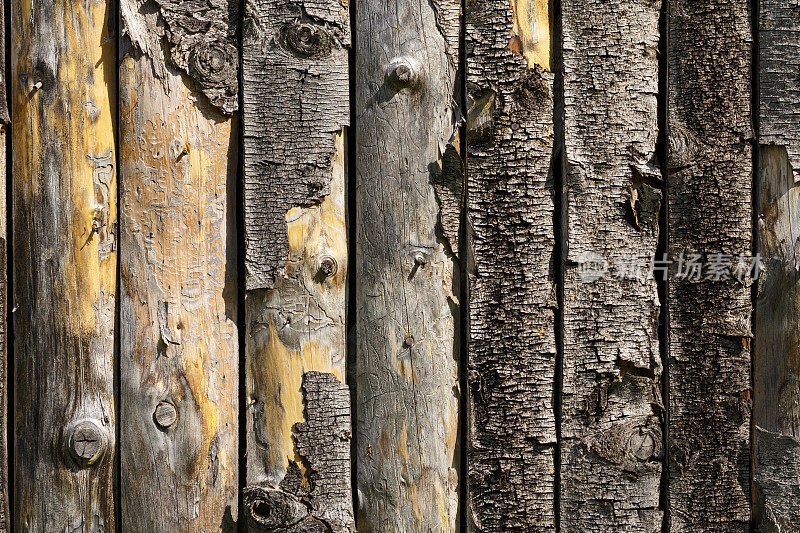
[510,0,551,71]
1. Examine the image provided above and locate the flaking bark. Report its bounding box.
[560,0,663,530]
[667,0,753,530]
[465,0,557,528]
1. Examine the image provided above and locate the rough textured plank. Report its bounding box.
[0,2,9,527]
[560,0,663,531]
[754,146,800,529]
[465,0,556,529]
[355,0,461,529]
[12,0,117,529]
[667,0,753,530]
[242,0,352,530]
[119,2,239,529]
[242,0,350,291]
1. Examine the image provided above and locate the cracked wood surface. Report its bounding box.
[755,8,800,519]
[0,2,8,529]
[12,0,118,529]
[242,0,352,530]
[355,0,462,529]
[667,0,753,530]
[560,0,663,531]
[119,2,240,530]
[465,0,556,529]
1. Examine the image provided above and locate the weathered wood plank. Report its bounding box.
[0,2,9,528]
[754,4,800,528]
[241,0,353,530]
[12,0,117,529]
[354,0,461,529]
[560,0,663,530]
[118,2,240,529]
[465,0,556,529]
[667,0,753,529]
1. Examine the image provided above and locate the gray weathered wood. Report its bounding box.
[12,0,117,529]
[667,0,753,529]
[119,1,240,529]
[0,2,9,527]
[560,0,663,530]
[242,0,353,530]
[465,0,557,529]
[355,0,462,528]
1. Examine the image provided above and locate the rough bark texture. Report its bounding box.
[119,2,240,530]
[242,0,352,529]
[12,0,117,529]
[560,0,663,531]
[754,146,800,529]
[465,0,556,529]
[355,0,461,529]
[667,0,753,530]
[242,0,350,291]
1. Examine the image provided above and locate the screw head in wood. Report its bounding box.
[404,335,414,348]
[318,255,338,278]
[65,418,107,466]
[412,251,427,266]
[154,401,178,430]
[387,57,421,89]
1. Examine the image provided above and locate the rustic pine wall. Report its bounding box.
[3,0,798,531]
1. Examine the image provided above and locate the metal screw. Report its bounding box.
[65,418,106,466]
[412,252,426,267]
[318,255,338,278]
[32,80,42,91]
[404,335,414,348]
[154,401,177,430]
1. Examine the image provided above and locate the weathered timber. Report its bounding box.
[12,0,117,529]
[355,0,461,529]
[560,0,663,530]
[755,4,800,528]
[667,0,753,529]
[0,2,9,529]
[465,0,556,529]
[754,146,800,530]
[242,0,353,530]
[119,2,240,529]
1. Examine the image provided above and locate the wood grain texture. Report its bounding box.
[355,0,461,529]
[465,0,556,529]
[754,146,800,530]
[12,0,117,529]
[242,0,353,529]
[667,0,753,530]
[560,0,663,531]
[119,2,239,530]
[0,3,9,529]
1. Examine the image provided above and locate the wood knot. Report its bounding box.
[190,40,237,86]
[65,418,107,467]
[281,21,332,58]
[318,255,339,278]
[387,57,422,90]
[153,401,178,430]
[243,485,308,530]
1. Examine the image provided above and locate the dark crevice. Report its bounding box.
[112,0,121,531]
[457,0,468,528]
[552,0,564,529]
[236,0,247,529]
[4,0,11,528]
[749,0,759,528]
[346,0,357,525]
[656,0,670,531]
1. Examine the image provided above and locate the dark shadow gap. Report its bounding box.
[656,1,670,531]
[552,0,564,529]
[457,0,468,528]
[111,0,121,531]
[749,0,759,528]
[4,0,11,528]
[236,1,247,529]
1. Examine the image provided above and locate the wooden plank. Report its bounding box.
[0,2,9,529]
[11,0,117,529]
[465,0,556,529]
[667,0,753,529]
[241,0,353,530]
[354,0,461,529]
[560,0,663,530]
[754,3,800,522]
[118,2,240,529]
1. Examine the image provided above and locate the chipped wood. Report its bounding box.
[118,2,240,529]
[12,0,117,529]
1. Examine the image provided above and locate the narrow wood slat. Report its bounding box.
[560,0,663,530]
[754,1,800,526]
[118,2,240,529]
[354,0,462,528]
[0,1,9,528]
[465,0,557,529]
[241,0,353,529]
[12,0,117,528]
[667,0,753,529]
